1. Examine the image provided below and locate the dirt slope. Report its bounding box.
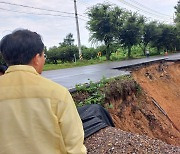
[73,61,180,151]
[108,90,180,146]
[132,61,180,131]
[106,61,180,146]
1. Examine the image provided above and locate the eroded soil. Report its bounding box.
[108,61,180,146]
[73,61,180,148]
[132,61,180,130]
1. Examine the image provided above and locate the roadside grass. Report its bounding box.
[43,57,107,71]
[43,55,145,71]
[43,46,163,71]
[72,75,141,107]
[43,53,146,71]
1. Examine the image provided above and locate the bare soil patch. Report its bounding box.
[108,61,180,146]
[132,61,180,131]
[73,61,180,152]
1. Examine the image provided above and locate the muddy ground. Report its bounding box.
[106,61,180,146]
[132,61,180,131]
[72,61,180,152]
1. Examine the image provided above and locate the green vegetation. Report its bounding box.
[74,77,108,106]
[43,45,164,71]
[42,1,179,71]
[175,1,180,46]
[43,58,106,71]
[72,75,141,108]
[87,3,180,59]
[1,1,179,69]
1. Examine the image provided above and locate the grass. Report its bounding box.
[43,58,107,71]
[43,47,163,71]
[72,75,140,107]
[43,54,146,71]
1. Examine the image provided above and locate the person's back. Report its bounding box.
[0,29,86,154]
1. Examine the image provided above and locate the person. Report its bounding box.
[0,64,7,76]
[0,29,86,154]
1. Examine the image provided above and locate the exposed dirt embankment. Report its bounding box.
[107,61,180,146]
[108,89,180,146]
[73,61,180,152]
[132,61,180,131]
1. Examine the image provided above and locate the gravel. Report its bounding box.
[84,127,180,154]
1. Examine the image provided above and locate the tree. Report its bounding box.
[59,46,78,62]
[46,46,60,64]
[47,45,79,63]
[169,26,180,51]
[150,24,179,53]
[174,0,180,50]
[87,4,125,60]
[118,13,144,58]
[59,33,74,47]
[174,0,180,27]
[150,24,165,54]
[140,21,158,55]
[161,25,178,51]
[81,46,97,60]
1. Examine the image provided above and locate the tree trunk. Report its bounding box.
[139,43,146,56]
[143,45,147,56]
[128,46,131,59]
[157,47,160,55]
[106,44,111,60]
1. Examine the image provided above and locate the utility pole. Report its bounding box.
[74,0,83,60]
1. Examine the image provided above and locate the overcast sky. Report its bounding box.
[0,0,178,49]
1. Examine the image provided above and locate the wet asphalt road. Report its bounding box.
[42,53,180,90]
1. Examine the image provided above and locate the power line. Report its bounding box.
[0,1,88,19]
[128,0,172,18]
[77,0,91,7]
[0,1,74,15]
[0,0,174,23]
[0,7,88,21]
[119,0,170,19]
[69,0,91,7]
[78,0,173,22]
[0,7,74,18]
[68,0,89,18]
[114,0,173,22]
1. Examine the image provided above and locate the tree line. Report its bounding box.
[87,2,180,60]
[1,1,180,64]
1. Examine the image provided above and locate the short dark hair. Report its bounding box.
[0,65,7,74]
[0,29,44,65]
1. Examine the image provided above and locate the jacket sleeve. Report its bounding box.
[57,90,87,154]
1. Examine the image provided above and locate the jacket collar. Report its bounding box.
[5,65,39,75]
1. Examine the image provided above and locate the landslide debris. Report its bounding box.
[72,61,180,152]
[132,61,180,131]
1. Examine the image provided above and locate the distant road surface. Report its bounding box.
[42,53,180,89]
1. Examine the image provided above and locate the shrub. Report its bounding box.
[59,46,78,62]
[46,45,79,63]
[72,75,141,107]
[82,47,98,60]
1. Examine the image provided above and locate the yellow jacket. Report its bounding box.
[0,65,86,154]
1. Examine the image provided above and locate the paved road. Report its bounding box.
[42,53,180,90]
